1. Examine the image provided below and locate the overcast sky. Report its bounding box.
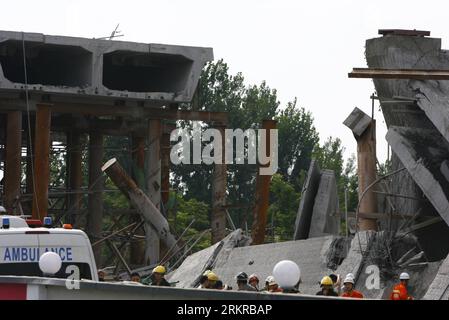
[2,0,449,165]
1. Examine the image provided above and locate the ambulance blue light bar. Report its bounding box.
[43,217,53,227]
[2,217,10,229]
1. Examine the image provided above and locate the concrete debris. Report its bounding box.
[294,160,340,240]
[167,229,250,288]
[212,236,337,295]
[423,254,449,300]
[0,30,213,103]
[335,231,375,281]
[309,170,341,238]
[294,160,321,240]
[343,107,372,137]
[386,126,449,228]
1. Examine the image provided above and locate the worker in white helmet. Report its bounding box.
[390,272,413,300]
[0,205,6,213]
[341,274,363,299]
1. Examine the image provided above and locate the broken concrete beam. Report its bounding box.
[309,170,340,238]
[343,107,372,137]
[167,229,250,288]
[101,158,179,259]
[212,236,336,295]
[0,30,213,103]
[409,81,449,145]
[293,160,321,240]
[335,231,375,281]
[386,126,449,227]
[423,253,449,300]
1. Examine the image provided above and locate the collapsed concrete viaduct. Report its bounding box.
[0,30,228,268]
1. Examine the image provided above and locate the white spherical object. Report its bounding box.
[39,252,62,275]
[272,260,301,289]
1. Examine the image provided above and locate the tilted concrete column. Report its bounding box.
[4,111,22,214]
[32,104,52,220]
[146,119,162,264]
[87,132,104,265]
[211,125,227,244]
[343,108,378,231]
[66,131,83,225]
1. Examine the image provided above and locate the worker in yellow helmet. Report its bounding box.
[149,265,170,287]
[316,276,338,297]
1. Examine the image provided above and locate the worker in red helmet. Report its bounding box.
[390,272,413,300]
[248,273,260,291]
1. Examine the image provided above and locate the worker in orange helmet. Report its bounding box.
[340,275,364,299]
[390,272,413,300]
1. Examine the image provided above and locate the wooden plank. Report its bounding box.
[378,29,430,37]
[349,68,449,80]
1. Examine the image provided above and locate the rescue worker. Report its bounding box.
[390,272,413,300]
[98,269,106,282]
[236,272,257,291]
[248,274,260,291]
[149,265,170,286]
[341,275,363,299]
[266,276,283,293]
[206,271,219,289]
[130,272,141,283]
[316,276,338,296]
[329,273,342,295]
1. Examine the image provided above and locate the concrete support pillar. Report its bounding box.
[251,119,277,245]
[66,132,83,225]
[130,135,146,266]
[357,121,378,231]
[211,125,227,244]
[32,104,51,220]
[343,107,378,231]
[25,123,35,202]
[145,119,162,264]
[161,125,172,209]
[4,111,22,214]
[87,132,104,265]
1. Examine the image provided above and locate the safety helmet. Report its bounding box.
[152,265,166,274]
[207,272,219,281]
[0,206,6,213]
[343,275,355,284]
[203,270,212,276]
[268,277,277,286]
[399,272,410,280]
[236,272,248,281]
[320,276,333,286]
[249,274,259,282]
[265,275,274,283]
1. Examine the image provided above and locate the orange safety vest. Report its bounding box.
[390,283,413,300]
[341,290,364,299]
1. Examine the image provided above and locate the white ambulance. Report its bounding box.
[0,215,98,281]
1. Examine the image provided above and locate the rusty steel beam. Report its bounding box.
[32,104,52,220]
[146,119,162,263]
[4,111,22,214]
[86,132,104,265]
[251,120,277,245]
[161,122,175,207]
[66,131,83,225]
[211,124,227,244]
[130,135,146,266]
[101,158,179,261]
[356,120,378,231]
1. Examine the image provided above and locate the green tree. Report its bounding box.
[267,173,300,241]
